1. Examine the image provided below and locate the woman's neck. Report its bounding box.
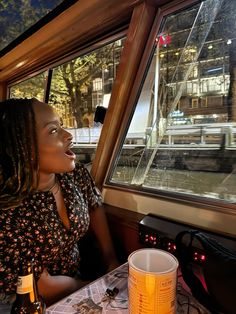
[37,173,56,191]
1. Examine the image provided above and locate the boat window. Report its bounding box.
[109,0,236,205]
[9,37,125,165]
[9,71,47,101]
[49,38,125,164]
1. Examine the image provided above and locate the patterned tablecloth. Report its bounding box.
[47,263,210,314]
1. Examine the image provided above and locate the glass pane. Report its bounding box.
[0,0,65,52]
[110,0,236,203]
[9,72,47,101]
[49,38,125,164]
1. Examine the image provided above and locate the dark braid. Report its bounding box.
[0,98,39,209]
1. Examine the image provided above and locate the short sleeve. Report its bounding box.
[73,163,102,211]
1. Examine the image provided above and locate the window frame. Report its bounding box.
[104,0,236,215]
[7,30,127,99]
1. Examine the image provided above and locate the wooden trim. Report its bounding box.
[0,82,7,101]
[6,30,127,88]
[91,2,157,188]
[0,0,141,82]
[44,69,53,103]
[104,204,145,231]
[104,204,145,258]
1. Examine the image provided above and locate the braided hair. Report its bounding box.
[0,98,39,209]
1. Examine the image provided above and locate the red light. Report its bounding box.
[159,34,171,46]
[201,255,206,261]
[192,251,206,262]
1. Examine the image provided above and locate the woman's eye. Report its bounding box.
[50,128,58,134]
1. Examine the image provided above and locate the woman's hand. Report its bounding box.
[37,269,89,306]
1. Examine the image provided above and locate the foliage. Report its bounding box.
[50,43,118,127]
[0,0,64,51]
[10,73,46,101]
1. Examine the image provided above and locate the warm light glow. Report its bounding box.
[15,60,27,68]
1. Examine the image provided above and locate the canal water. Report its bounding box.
[111,166,236,203]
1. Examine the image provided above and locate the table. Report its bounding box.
[46,263,210,314]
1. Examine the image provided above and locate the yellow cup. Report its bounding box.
[128,248,178,314]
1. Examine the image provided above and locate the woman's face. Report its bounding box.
[33,101,76,175]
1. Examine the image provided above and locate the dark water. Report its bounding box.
[111,167,236,202]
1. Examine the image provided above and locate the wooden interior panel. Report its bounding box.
[0,82,7,101]
[104,204,145,262]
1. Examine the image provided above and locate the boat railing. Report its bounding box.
[66,123,236,150]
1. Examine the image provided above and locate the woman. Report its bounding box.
[0,98,118,309]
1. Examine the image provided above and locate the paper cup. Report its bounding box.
[128,248,178,314]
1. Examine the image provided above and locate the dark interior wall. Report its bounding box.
[104,204,145,263]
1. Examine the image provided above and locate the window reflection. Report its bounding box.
[110,0,236,203]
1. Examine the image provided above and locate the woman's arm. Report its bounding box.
[89,205,119,271]
[37,269,89,306]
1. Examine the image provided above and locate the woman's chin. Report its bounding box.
[57,160,76,173]
[66,160,76,172]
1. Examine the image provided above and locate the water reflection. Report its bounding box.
[111,167,236,202]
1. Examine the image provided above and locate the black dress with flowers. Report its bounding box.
[0,163,102,300]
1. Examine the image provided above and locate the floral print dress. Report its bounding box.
[0,163,102,303]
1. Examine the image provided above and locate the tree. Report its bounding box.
[49,42,120,127]
[0,0,63,51]
[10,73,46,100]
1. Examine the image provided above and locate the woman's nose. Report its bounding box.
[63,128,73,141]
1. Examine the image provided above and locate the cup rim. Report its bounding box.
[128,248,179,274]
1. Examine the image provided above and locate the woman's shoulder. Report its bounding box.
[73,162,92,182]
[70,162,88,177]
[59,162,90,183]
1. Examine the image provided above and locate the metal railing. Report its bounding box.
[66,123,236,149]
